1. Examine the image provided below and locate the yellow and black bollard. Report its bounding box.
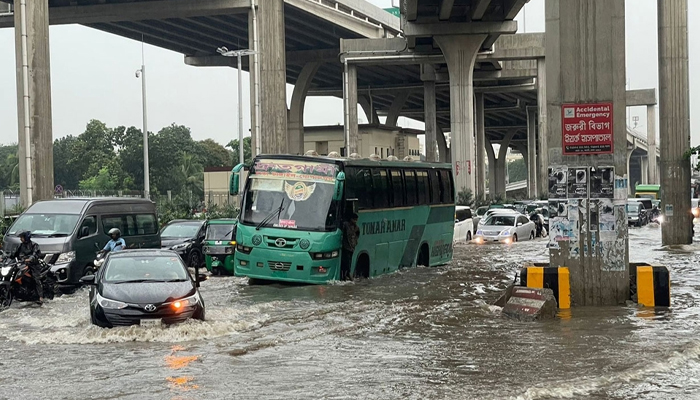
[520,265,571,309]
[632,264,671,307]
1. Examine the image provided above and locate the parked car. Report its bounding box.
[454,206,474,242]
[160,219,206,268]
[80,249,207,328]
[474,212,536,244]
[627,201,648,227]
[2,198,160,286]
[472,206,489,229]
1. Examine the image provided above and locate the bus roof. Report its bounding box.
[635,184,660,192]
[253,154,452,170]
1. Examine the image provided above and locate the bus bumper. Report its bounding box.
[234,248,340,284]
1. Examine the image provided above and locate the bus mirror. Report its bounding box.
[333,172,345,201]
[230,163,244,196]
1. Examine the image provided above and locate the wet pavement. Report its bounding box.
[1,224,699,400]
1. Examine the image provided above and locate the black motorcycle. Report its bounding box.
[0,257,56,310]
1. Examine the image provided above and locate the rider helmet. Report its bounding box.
[108,228,121,239]
[17,231,31,242]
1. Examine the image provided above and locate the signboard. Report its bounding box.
[562,102,613,155]
[253,159,337,183]
[567,167,589,198]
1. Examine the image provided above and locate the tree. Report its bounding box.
[226,136,252,165]
[149,124,197,193]
[194,138,231,167]
[178,152,203,197]
[507,158,527,183]
[79,167,117,191]
[53,135,82,189]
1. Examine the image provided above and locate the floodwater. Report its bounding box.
[1,225,699,400]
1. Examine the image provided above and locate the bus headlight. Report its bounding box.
[310,250,340,259]
[236,244,252,254]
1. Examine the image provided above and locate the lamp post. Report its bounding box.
[135,46,150,200]
[217,46,257,165]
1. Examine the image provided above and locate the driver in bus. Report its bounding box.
[341,212,360,280]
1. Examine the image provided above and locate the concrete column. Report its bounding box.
[288,62,320,155]
[437,126,449,163]
[640,156,649,184]
[386,92,409,127]
[343,63,359,155]
[526,106,537,199]
[258,0,287,154]
[485,139,496,199]
[659,0,692,245]
[536,57,548,199]
[14,0,54,206]
[424,80,437,162]
[546,0,628,306]
[475,93,486,202]
[435,35,486,194]
[627,147,634,193]
[495,130,516,199]
[358,95,379,125]
[646,104,658,184]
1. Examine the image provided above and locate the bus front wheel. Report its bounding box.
[355,254,370,279]
[417,244,429,267]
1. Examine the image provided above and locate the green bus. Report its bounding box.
[635,184,661,199]
[229,155,456,284]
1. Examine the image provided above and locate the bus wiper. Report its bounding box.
[256,199,285,230]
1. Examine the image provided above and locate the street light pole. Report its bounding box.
[136,42,150,200]
[217,46,257,165]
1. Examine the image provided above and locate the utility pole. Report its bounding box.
[136,40,150,200]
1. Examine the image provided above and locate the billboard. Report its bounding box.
[561,103,613,155]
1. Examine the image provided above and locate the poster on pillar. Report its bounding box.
[548,166,568,199]
[562,103,613,155]
[590,167,614,199]
[567,167,589,199]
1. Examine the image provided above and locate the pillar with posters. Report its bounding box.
[544,0,628,306]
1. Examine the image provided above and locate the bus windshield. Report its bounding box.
[240,177,337,231]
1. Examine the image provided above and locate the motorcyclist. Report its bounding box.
[529,212,544,238]
[102,228,126,254]
[12,231,43,305]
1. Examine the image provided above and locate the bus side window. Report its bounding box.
[428,170,441,205]
[357,168,374,210]
[440,170,455,204]
[390,169,405,207]
[372,168,389,209]
[416,170,429,205]
[404,170,418,206]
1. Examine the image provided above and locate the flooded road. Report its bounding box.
[1,224,700,400]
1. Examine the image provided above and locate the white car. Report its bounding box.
[474,212,536,244]
[454,206,474,242]
[476,208,519,229]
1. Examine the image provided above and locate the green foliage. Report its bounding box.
[507,158,527,183]
[79,167,118,191]
[457,187,474,207]
[227,136,253,165]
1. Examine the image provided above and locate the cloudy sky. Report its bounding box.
[0,0,698,147]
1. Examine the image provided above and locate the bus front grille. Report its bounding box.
[265,236,298,249]
[268,261,292,271]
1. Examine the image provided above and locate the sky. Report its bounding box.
[0,0,699,147]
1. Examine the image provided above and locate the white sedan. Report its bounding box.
[474,213,537,244]
[454,206,474,242]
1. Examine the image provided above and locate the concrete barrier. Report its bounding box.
[502,287,558,321]
[520,265,571,309]
[630,263,670,307]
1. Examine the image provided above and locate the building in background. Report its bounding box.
[203,166,247,207]
[303,125,422,159]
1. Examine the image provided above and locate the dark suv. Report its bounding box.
[159,220,206,267]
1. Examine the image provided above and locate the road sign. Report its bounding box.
[54,185,63,194]
[562,102,614,155]
[384,7,400,17]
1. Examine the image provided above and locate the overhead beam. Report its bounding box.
[473,68,537,80]
[439,0,456,20]
[403,0,418,21]
[626,88,657,106]
[308,82,536,96]
[403,20,517,37]
[285,0,385,39]
[504,0,528,20]
[185,48,339,68]
[0,0,251,28]
[472,0,492,20]
[477,46,545,60]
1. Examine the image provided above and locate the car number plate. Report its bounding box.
[140,319,162,327]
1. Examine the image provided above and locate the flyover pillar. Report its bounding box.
[475,93,486,202]
[342,63,359,155]
[658,0,692,245]
[423,79,437,162]
[437,126,449,163]
[536,58,548,199]
[495,130,516,199]
[546,0,628,306]
[646,104,658,184]
[258,0,288,154]
[526,106,537,199]
[486,139,496,200]
[14,0,54,207]
[435,35,486,194]
[288,62,320,155]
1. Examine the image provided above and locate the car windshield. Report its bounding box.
[240,177,337,231]
[484,215,516,226]
[627,204,640,213]
[8,213,80,237]
[161,223,201,238]
[206,224,236,240]
[103,255,188,283]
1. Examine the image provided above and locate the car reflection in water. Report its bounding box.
[80,249,207,328]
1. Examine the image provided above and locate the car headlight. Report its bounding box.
[476,230,483,235]
[499,229,512,236]
[171,242,192,251]
[96,293,128,310]
[56,251,75,264]
[170,293,199,310]
[658,215,665,223]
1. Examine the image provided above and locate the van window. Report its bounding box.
[102,214,158,236]
[80,216,97,236]
[455,209,472,222]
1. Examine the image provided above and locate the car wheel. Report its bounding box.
[467,231,472,241]
[189,251,202,269]
[83,265,95,278]
[512,234,518,242]
[193,305,205,321]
